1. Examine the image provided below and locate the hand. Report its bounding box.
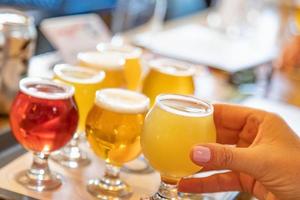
[178,104,300,200]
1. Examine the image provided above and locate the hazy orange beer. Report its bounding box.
[97,43,143,90]
[78,51,126,88]
[142,58,195,105]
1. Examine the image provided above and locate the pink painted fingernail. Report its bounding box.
[192,146,211,163]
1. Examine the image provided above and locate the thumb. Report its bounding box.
[191,144,256,174]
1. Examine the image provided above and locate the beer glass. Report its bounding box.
[141,94,216,199]
[86,88,149,199]
[142,58,195,105]
[51,64,105,168]
[77,51,126,88]
[0,9,36,114]
[9,77,78,191]
[97,43,143,90]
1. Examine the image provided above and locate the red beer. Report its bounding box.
[10,78,78,153]
[9,77,78,191]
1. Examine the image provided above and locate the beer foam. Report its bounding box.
[149,58,195,77]
[95,88,149,114]
[156,94,213,117]
[54,64,105,84]
[77,51,125,70]
[97,43,142,59]
[20,77,75,100]
[0,12,27,25]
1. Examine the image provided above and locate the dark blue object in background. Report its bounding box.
[166,0,206,19]
[0,0,209,54]
[0,0,117,14]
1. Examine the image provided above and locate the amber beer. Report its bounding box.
[86,88,149,166]
[85,88,149,198]
[77,51,126,88]
[97,43,143,90]
[142,58,195,105]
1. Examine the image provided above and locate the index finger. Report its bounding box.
[213,103,266,144]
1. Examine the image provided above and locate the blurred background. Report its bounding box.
[0,0,211,54]
[0,0,300,199]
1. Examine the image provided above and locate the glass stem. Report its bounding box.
[62,132,81,158]
[70,132,80,145]
[155,181,178,199]
[100,162,125,188]
[27,152,51,180]
[105,162,121,179]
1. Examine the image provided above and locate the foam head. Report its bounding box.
[97,43,142,59]
[77,51,125,70]
[53,64,105,84]
[20,77,75,100]
[156,94,213,117]
[95,88,150,114]
[149,58,196,77]
[0,9,30,25]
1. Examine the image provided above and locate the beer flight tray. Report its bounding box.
[0,130,238,200]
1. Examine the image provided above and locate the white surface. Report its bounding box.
[40,14,111,63]
[135,11,279,73]
[241,97,300,136]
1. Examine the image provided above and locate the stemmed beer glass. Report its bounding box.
[85,88,149,199]
[97,43,143,91]
[141,94,216,199]
[51,64,105,168]
[78,51,126,88]
[142,58,195,106]
[9,77,78,191]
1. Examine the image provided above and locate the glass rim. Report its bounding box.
[19,77,75,100]
[0,8,34,26]
[77,51,125,70]
[155,94,214,117]
[53,64,106,84]
[148,58,196,77]
[95,88,150,114]
[96,42,142,59]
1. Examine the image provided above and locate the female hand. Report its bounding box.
[178,104,300,200]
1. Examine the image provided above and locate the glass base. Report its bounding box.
[87,178,132,199]
[51,132,90,168]
[141,193,170,200]
[122,155,154,174]
[51,150,90,168]
[16,170,61,191]
[141,193,214,200]
[178,192,214,200]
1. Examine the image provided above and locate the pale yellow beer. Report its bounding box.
[142,59,195,105]
[77,51,126,88]
[53,64,105,132]
[86,88,149,166]
[97,43,143,90]
[141,94,216,184]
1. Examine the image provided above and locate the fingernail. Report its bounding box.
[192,146,211,163]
